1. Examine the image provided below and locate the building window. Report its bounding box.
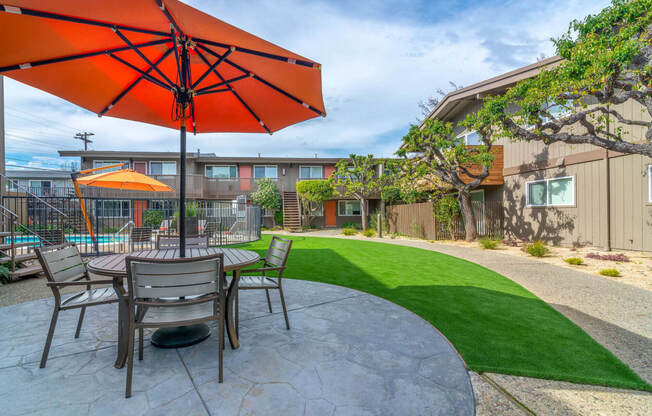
[254,165,278,179]
[6,179,18,192]
[96,200,131,218]
[29,180,52,196]
[458,130,482,145]
[206,165,237,179]
[150,200,176,218]
[309,203,324,216]
[93,160,127,172]
[338,200,361,216]
[648,165,652,203]
[526,176,574,207]
[263,208,276,217]
[299,166,323,179]
[150,161,176,175]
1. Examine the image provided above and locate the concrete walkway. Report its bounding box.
[268,231,652,415]
[0,280,474,416]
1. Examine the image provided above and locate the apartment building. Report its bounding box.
[425,56,652,251]
[6,169,73,196]
[58,150,383,228]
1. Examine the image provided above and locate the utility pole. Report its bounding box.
[74,131,94,151]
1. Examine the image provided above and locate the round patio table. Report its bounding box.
[88,248,260,368]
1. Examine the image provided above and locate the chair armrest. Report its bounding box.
[47,279,115,287]
[241,266,285,274]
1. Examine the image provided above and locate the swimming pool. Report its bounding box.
[10,235,130,245]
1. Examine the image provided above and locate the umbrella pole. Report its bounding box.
[179,124,186,258]
[70,173,98,253]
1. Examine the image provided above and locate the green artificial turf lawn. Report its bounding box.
[237,235,650,391]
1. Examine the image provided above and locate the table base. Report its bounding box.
[150,324,211,348]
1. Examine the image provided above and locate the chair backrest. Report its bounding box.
[126,254,223,305]
[265,236,293,268]
[130,227,152,243]
[38,228,65,246]
[156,235,209,249]
[36,243,86,283]
[159,219,170,230]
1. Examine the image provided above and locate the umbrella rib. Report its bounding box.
[195,74,250,94]
[191,48,233,90]
[108,54,172,92]
[99,47,175,116]
[0,4,171,37]
[154,0,182,35]
[194,48,271,134]
[194,37,318,69]
[0,38,170,73]
[113,28,176,89]
[196,43,324,117]
[194,88,231,96]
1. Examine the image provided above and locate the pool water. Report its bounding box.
[10,235,129,245]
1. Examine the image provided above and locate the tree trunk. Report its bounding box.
[360,198,368,230]
[458,190,477,241]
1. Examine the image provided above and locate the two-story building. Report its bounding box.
[57,150,384,228]
[424,56,652,251]
[6,169,74,196]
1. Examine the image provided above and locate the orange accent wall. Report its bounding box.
[324,165,336,179]
[325,200,336,227]
[133,200,147,227]
[240,165,252,191]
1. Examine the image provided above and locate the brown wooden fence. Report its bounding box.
[386,201,503,240]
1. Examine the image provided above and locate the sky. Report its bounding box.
[3,0,611,171]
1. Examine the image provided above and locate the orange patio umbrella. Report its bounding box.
[76,169,174,192]
[0,0,325,257]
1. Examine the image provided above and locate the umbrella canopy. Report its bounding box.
[0,0,325,257]
[77,168,173,192]
[0,0,325,132]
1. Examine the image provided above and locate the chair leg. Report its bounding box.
[265,289,273,313]
[40,307,59,368]
[74,306,86,339]
[235,289,239,338]
[125,322,135,398]
[278,286,290,330]
[138,328,144,361]
[218,296,225,383]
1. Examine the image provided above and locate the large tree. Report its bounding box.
[397,119,495,241]
[469,0,652,157]
[330,154,389,230]
[250,178,282,227]
[296,180,334,228]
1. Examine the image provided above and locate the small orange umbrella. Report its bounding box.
[77,169,173,192]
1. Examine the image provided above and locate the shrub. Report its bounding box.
[599,268,620,277]
[274,209,284,226]
[368,209,389,233]
[0,264,10,285]
[525,240,549,257]
[479,238,500,249]
[341,222,361,230]
[342,228,358,236]
[586,252,629,262]
[564,257,584,265]
[362,228,376,238]
[433,195,460,240]
[142,209,166,229]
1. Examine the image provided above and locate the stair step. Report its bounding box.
[0,242,39,251]
[10,264,43,279]
[0,252,38,263]
[0,231,21,237]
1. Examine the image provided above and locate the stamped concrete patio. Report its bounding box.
[0,279,474,415]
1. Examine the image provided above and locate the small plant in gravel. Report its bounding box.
[362,228,376,238]
[586,252,629,262]
[524,240,549,258]
[599,268,620,277]
[342,228,358,236]
[479,238,500,250]
[564,257,584,265]
[341,222,361,230]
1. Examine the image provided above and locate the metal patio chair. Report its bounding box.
[123,254,225,398]
[129,227,152,251]
[237,236,293,331]
[156,235,208,249]
[35,243,117,368]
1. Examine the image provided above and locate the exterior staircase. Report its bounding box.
[0,207,42,281]
[282,191,302,232]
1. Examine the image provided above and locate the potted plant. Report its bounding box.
[174,202,200,236]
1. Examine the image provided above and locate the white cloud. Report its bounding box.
[3,0,611,161]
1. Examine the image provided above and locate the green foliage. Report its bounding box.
[564,257,585,265]
[0,264,10,284]
[274,209,284,226]
[380,185,401,203]
[466,0,652,156]
[296,180,334,227]
[142,209,166,229]
[369,209,389,233]
[479,238,500,250]
[250,178,282,219]
[600,268,621,277]
[341,222,361,230]
[342,228,358,236]
[525,240,550,257]
[433,195,461,240]
[409,219,422,238]
[185,202,199,218]
[362,228,376,237]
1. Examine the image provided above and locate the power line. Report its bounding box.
[74,132,94,151]
[5,105,83,133]
[5,133,78,150]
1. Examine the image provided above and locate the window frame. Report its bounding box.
[457,130,482,146]
[525,176,575,207]
[96,200,131,218]
[338,200,362,216]
[149,160,177,176]
[93,160,128,172]
[253,165,278,179]
[205,165,238,179]
[299,165,324,179]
